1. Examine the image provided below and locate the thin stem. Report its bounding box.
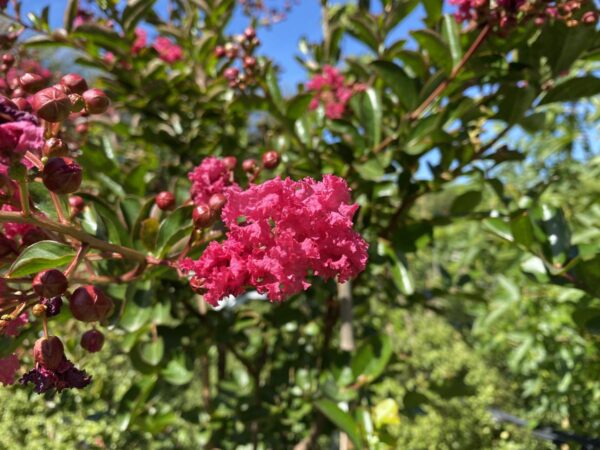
[42,317,49,338]
[64,244,89,278]
[50,192,67,224]
[0,210,149,263]
[17,178,30,217]
[409,24,491,120]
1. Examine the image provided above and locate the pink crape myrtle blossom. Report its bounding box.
[0,120,44,164]
[132,28,147,55]
[188,156,239,205]
[0,354,19,385]
[153,37,183,64]
[307,65,366,119]
[180,175,368,305]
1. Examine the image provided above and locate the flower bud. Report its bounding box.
[82,88,110,114]
[69,195,85,215]
[223,156,237,170]
[52,83,70,95]
[68,93,85,112]
[80,328,104,353]
[224,67,239,81]
[33,336,64,370]
[60,73,88,95]
[1,53,14,68]
[261,150,280,169]
[18,73,45,94]
[155,191,176,211]
[242,158,257,173]
[243,56,256,70]
[0,233,16,258]
[75,122,89,134]
[190,277,206,295]
[12,97,31,111]
[41,296,63,317]
[31,87,71,122]
[244,27,256,40]
[43,137,69,158]
[214,45,226,58]
[224,43,238,59]
[192,204,213,228]
[42,157,82,194]
[69,285,114,322]
[10,87,25,98]
[21,228,46,247]
[32,269,68,298]
[32,303,47,317]
[208,193,226,214]
[582,11,597,25]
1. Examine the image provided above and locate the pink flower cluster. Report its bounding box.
[307,65,366,120]
[451,0,595,28]
[153,36,183,64]
[188,156,239,205]
[180,175,368,305]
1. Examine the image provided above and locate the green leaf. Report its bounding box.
[496,86,536,125]
[442,14,462,68]
[64,0,79,32]
[155,205,194,258]
[539,76,600,105]
[8,241,75,278]
[350,87,382,147]
[450,190,482,215]
[510,213,535,249]
[78,193,131,246]
[286,93,313,120]
[122,0,157,33]
[353,159,384,181]
[411,29,451,72]
[162,355,194,385]
[265,65,285,114]
[314,399,364,448]
[378,239,415,295]
[370,60,418,110]
[140,337,165,366]
[351,334,392,383]
[483,218,513,242]
[120,283,155,332]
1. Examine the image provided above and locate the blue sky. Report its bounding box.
[19,0,426,90]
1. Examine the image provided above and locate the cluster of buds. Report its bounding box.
[451,0,597,29]
[215,27,261,89]
[239,0,297,25]
[13,268,112,393]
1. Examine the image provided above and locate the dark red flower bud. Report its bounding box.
[192,203,213,228]
[68,93,85,112]
[225,43,239,59]
[214,45,226,58]
[189,277,206,295]
[261,150,280,169]
[80,329,104,353]
[12,97,31,111]
[69,195,85,215]
[155,191,176,211]
[21,228,46,247]
[33,336,64,370]
[1,53,14,68]
[208,193,227,214]
[32,269,68,298]
[60,73,88,95]
[224,67,239,81]
[223,156,237,170]
[244,27,256,40]
[18,73,45,94]
[42,157,82,194]
[52,83,70,95]
[242,158,257,173]
[69,285,114,323]
[41,296,63,317]
[243,56,257,69]
[31,87,71,122]
[75,122,89,134]
[43,138,69,158]
[82,88,110,115]
[0,233,17,258]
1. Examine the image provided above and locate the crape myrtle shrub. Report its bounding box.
[0,0,599,448]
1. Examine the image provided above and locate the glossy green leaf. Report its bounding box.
[351,334,392,383]
[371,60,418,110]
[8,241,75,278]
[140,338,165,366]
[540,76,600,105]
[155,205,194,258]
[314,399,364,448]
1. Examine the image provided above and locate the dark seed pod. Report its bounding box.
[42,157,82,194]
[69,285,114,323]
[80,329,104,353]
[33,336,64,370]
[32,269,68,298]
